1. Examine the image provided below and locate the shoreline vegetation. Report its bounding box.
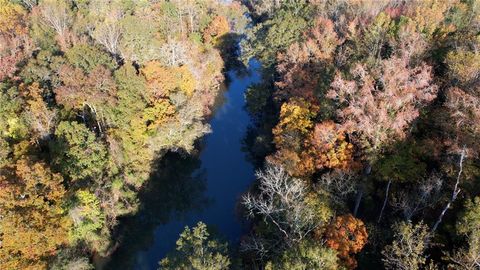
[0,0,247,268]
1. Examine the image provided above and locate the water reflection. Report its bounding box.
[105,59,261,270]
[104,153,209,269]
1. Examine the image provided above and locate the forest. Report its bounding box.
[0,0,479,270]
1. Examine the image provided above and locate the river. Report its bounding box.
[104,59,262,270]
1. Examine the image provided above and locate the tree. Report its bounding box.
[158,38,188,67]
[21,82,57,140]
[448,197,480,269]
[65,44,116,73]
[325,214,368,269]
[327,57,438,159]
[443,87,480,153]
[38,0,73,50]
[119,14,159,64]
[269,98,318,176]
[307,121,356,171]
[243,163,332,245]
[0,157,70,269]
[265,240,339,270]
[51,121,107,182]
[203,16,230,44]
[0,0,30,81]
[55,64,118,120]
[159,222,230,270]
[0,0,27,36]
[69,190,108,253]
[241,5,310,68]
[382,221,431,270]
[141,61,195,100]
[0,85,29,141]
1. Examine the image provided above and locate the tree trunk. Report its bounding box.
[432,147,465,232]
[354,187,363,217]
[377,179,392,223]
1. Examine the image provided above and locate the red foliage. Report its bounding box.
[55,65,117,110]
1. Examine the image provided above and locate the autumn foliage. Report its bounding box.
[0,157,70,269]
[203,16,230,44]
[325,214,368,269]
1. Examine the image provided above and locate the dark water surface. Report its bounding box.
[104,60,261,270]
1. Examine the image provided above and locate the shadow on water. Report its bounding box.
[103,39,262,270]
[104,152,209,270]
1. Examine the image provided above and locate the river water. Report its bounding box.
[104,60,261,270]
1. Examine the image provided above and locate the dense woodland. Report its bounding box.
[1,0,480,270]
[237,0,480,269]
[0,0,246,269]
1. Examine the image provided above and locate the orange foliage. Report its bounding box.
[306,121,356,171]
[0,157,70,269]
[203,16,230,44]
[270,99,357,176]
[142,61,195,100]
[325,214,368,269]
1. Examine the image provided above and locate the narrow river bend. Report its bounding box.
[104,60,261,270]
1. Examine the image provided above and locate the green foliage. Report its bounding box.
[458,197,480,236]
[375,143,427,183]
[266,240,340,270]
[69,190,106,246]
[119,15,159,63]
[65,44,117,73]
[112,62,147,128]
[0,85,28,141]
[241,5,310,68]
[382,221,430,270]
[20,50,66,87]
[51,121,107,182]
[159,222,230,270]
[0,137,10,167]
[447,197,480,269]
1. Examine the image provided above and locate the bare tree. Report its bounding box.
[377,179,392,223]
[391,173,443,221]
[316,169,357,205]
[432,147,466,232]
[92,20,122,56]
[159,38,187,67]
[39,0,72,49]
[242,163,321,246]
[21,0,37,9]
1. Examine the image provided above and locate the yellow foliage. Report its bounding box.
[143,99,176,132]
[445,50,480,84]
[408,0,455,39]
[203,16,230,44]
[273,98,318,147]
[142,61,196,99]
[0,0,26,36]
[270,98,319,176]
[0,158,70,270]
